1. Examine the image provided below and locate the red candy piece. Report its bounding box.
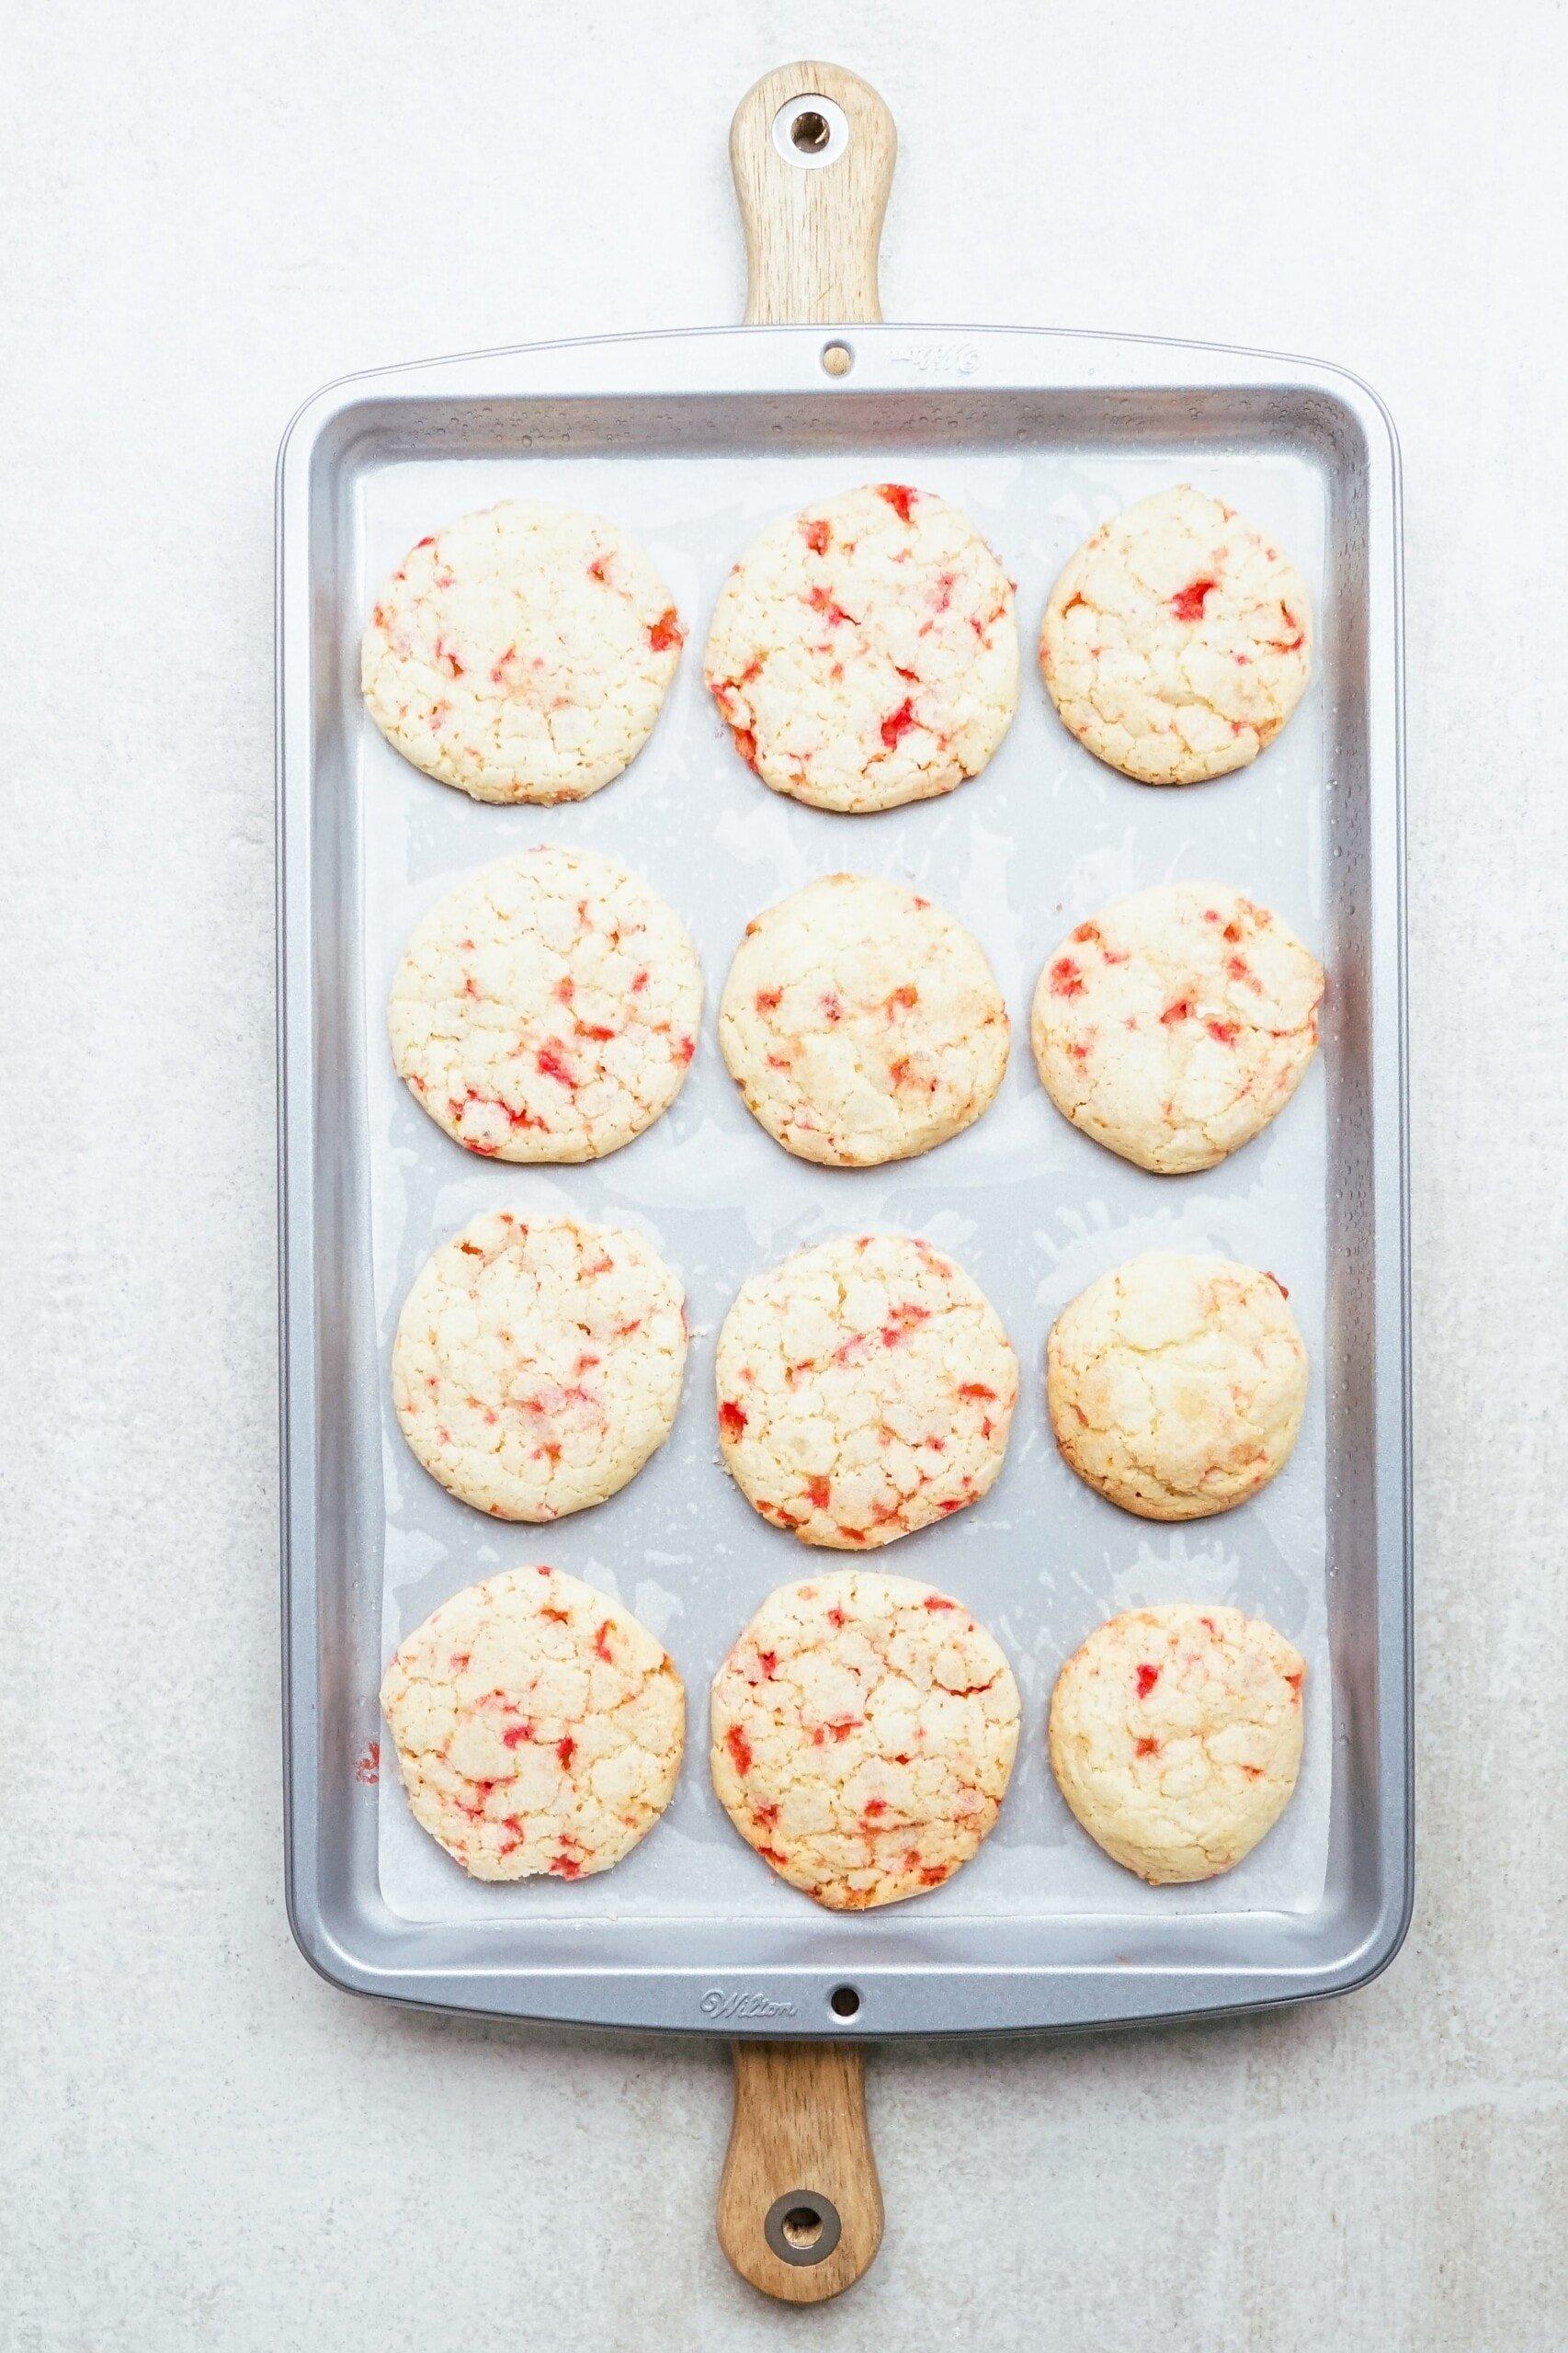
[1169,575,1218,623]
[880,699,916,750]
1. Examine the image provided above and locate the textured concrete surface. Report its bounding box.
[3,3,1564,2346]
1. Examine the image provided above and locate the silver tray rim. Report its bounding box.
[276,319,1411,2038]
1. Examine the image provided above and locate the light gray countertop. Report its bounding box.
[4,4,1563,2347]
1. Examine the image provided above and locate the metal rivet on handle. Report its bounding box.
[764,2189,844,2268]
[771,94,849,170]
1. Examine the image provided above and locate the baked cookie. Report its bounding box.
[1030,882,1324,1174]
[392,1211,687,1520]
[1040,485,1312,784]
[1047,1253,1307,1519]
[710,1570,1020,1908]
[716,1233,1017,1547]
[719,873,1009,1166]
[389,847,700,1163]
[361,499,683,803]
[1048,1603,1305,1883]
[704,483,1018,813]
[381,1565,684,1881]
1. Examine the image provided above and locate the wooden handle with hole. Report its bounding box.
[730,61,896,324]
[718,2042,883,2303]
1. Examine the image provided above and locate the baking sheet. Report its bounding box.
[355,442,1334,1933]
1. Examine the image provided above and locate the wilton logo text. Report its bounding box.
[699,1988,798,2020]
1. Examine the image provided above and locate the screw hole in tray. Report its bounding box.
[829,1983,860,2018]
[821,341,853,379]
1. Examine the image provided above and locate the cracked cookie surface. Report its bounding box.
[703,483,1018,813]
[381,1565,684,1881]
[1049,1602,1305,1882]
[1040,485,1312,785]
[389,847,700,1163]
[361,499,684,803]
[716,1233,1017,1548]
[1030,881,1324,1173]
[1046,1252,1307,1519]
[710,1570,1020,1908]
[720,873,1008,1166]
[392,1211,687,1520]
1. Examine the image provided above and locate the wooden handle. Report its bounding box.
[730,61,896,324]
[717,2042,884,2303]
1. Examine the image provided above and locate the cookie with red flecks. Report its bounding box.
[362,499,684,803]
[710,1570,1019,1908]
[392,1211,687,1520]
[389,847,700,1163]
[1031,881,1324,1173]
[1048,1603,1305,1883]
[381,1565,684,1881]
[1046,1252,1307,1520]
[720,872,1009,1166]
[1040,485,1312,784]
[715,1233,1017,1548]
[704,483,1018,813]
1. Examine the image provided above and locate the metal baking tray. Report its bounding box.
[278,181,1409,2052]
